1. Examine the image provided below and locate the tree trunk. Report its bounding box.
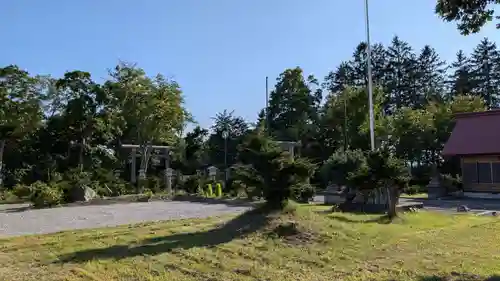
[386,185,398,219]
[79,138,85,172]
[0,139,4,187]
[138,143,152,193]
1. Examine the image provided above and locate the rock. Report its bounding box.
[71,185,97,202]
[457,205,470,212]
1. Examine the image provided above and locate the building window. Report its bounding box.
[462,162,478,184]
[477,162,492,183]
[493,163,500,183]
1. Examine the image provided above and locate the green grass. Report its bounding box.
[400,193,428,199]
[0,206,499,281]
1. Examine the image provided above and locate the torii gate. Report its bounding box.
[121,144,173,193]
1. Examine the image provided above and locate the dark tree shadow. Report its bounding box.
[416,273,500,281]
[0,205,32,213]
[171,195,257,207]
[327,214,392,224]
[57,206,274,263]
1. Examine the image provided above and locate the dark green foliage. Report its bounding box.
[403,185,425,195]
[1,34,499,208]
[12,183,33,199]
[348,150,410,190]
[321,149,366,187]
[234,133,316,208]
[177,174,203,194]
[435,0,500,35]
[29,181,63,208]
[291,183,316,203]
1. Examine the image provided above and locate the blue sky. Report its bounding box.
[1,1,498,130]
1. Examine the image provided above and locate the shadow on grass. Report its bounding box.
[0,205,32,213]
[328,214,392,224]
[57,206,274,263]
[417,273,500,281]
[171,194,258,207]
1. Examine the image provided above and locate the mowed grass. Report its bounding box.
[400,193,428,199]
[0,205,499,281]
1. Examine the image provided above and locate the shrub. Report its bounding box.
[178,174,203,194]
[148,176,164,193]
[347,149,410,218]
[321,149,366,188]
[291,183,316,203]
[404,185,423,195]
[138,189,154,202]
[234,133,318,209]
[12,183,33,199]
[441,173,462,192]
[30,181,63,208]
[0,190,20,203]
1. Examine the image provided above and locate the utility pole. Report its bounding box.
[365,0,375,151]
[265,76,269,134]
[344,95,348,151]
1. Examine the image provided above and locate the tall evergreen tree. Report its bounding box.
[384,36,417,111]
[267,67,321,142]
[469,38,500,108]
[448,50,474,99]
[415,45,447,105]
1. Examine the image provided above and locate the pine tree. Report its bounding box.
[267,67,321,142]
[323,61,354,94]
[448,50,474,99]
[469,38,500,108]
[414,45,447,106]
[385,36,417,111]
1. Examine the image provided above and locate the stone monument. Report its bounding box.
[427,165,446,199]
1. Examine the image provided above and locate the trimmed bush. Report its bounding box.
[30,181,63,208]
[291,183,316,203]
[12,183,33,199]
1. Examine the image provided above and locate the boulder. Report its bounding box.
[71,185,97,202]
[457,205,470,212]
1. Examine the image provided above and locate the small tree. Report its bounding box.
[234,132,316,209]
[321,149,366,189]
[348,149,409,218]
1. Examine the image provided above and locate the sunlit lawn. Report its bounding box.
[0,205,499,281]
[400,193,428,199]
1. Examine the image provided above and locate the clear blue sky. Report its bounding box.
[1,0,498,129]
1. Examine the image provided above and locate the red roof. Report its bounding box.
[442,109,500,156]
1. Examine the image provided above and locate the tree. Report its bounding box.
[207,110,249,168]
[234,132,315,208]
[104,63,190,187]
[385,36,418,111]
[53,71,114,171]
[469,38,500,108]
[0,66,43,186]
[448,50,474,98]
[435,0,500,35]
[348,149,409,219]
[320,86,385,153]
[415,45,447,105]
[267,67,322,142]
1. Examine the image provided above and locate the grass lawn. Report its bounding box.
[400,193,428,199]
[0,205,499,281]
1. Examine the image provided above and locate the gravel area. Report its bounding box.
[0,201,251,238]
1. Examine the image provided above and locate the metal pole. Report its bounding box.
[224,136,227,168]
[265,76,269,133]
[344,96,348,151]
[224,135,228,181]
[365,0,375,151]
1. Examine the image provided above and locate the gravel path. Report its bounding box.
[0,201,251,238]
